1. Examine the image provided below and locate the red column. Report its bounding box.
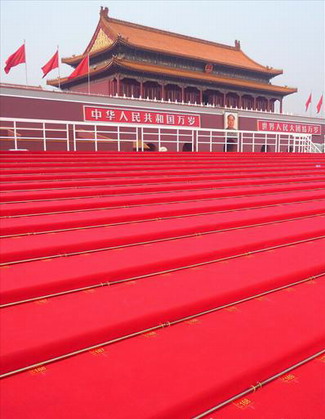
[140,80,144,98]
[199,89,203,104]
[280,99,283,114]
[253,96,257,110]
[238,95,242,109]
[117,75,120,96]
[270,99,274,112]
[181,86,185,103]
[161,84,165,101]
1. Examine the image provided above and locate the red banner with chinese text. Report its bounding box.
[84,106,201,127]
[257,120,321,135]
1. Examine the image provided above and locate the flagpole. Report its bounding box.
[57,45,61,90]
[321,92,325,153]
[24,39,28,86]
[309,90,312,118]
[87,54,90,95]
[319,91,325,118]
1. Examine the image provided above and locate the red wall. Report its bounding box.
[1,91,324,152]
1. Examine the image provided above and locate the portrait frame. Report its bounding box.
[224,112,239,130]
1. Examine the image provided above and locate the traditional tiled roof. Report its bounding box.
[118,59,295,94]
[62,7,282,76]
[48,57,296,96]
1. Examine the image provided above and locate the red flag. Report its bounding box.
[316,94,323,114]
[68,55,89,79]
[4,44,25,74]
[42,50,59,78]
[305,93,312,111]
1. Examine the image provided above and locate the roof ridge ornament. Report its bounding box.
[235,40,241,50]
[100,6,109,18]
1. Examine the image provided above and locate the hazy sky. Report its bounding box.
[0,0,324,116]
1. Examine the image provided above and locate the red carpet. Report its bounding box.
[216,354,325,419]
[0,151,324,418]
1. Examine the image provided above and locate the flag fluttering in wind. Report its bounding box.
[68,55,89,80]
[42,50,59,78]
[4,44,26,74]
[305,93,312,112]
[316,94,323,114]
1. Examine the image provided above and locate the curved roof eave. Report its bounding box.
[62,37,282,77]
[48,58,295,97]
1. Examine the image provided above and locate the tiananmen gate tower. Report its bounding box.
[49,6,296,114]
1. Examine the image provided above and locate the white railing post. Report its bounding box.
[13,120,18,150]
[135,127,139,152]
[158,127,161,151]
[140,127,144,152]
[42,122,47,151]
[117,126,121,152]
[73,124,76,151]
[94,125,98,152]
[136,127,139,152]
[66,124,70,151]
